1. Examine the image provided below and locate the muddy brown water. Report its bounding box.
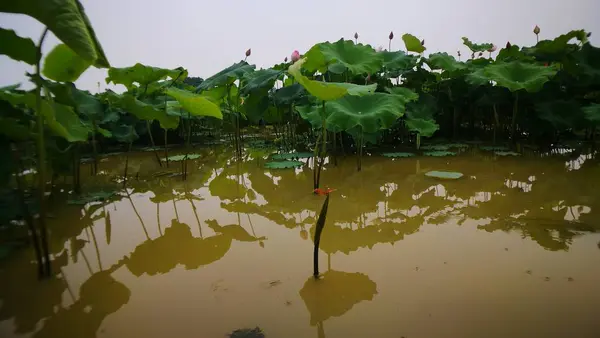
[1,146,599,338]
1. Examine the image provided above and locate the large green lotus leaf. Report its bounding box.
[426,53,466,73]
[386,87,419,104]
[241,89,270,123]
[111,124,138,143]
[0,0,109,67]
[346,127,381,145]
[496,45,535,63]
[536,100,584,130]
[325,93,405,133]
[0,90,89,142]
[582,103,600,123]
[0,117,32,141]
[483,61,557,92]
[382,51,417,74]
[105,92,179,129]
[196,61,255,91]
[302,39,383,75]
[405,118,438,137]
[574,44,600,84]
[523,30,588,61]
[241,68,282,95]
[165,88,223,119]
[289,58,375,101]
[0,28,36,65]
[462,37,493,53]
[402,34,426,53]
[47,82,105,126]
[107,63,187,88]
[406,93,436,120]
[42,44,91,82]
[466,67,491,87]
[272,83,306,105]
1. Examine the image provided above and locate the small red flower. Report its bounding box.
[313,188,336,196]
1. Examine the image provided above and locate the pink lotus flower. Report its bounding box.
[488,44,497,53]
[291,50,300,62]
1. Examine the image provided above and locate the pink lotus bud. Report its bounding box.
[421,39,425,45]
[457,50,461,56]
[354,32,359,40]
[291,50,300,62]
[284,56,288,62]
[245,48,251,57]
[389,31,394,40]
[533,25,540,35]
[506,41,512,49]
[488,44,497,53]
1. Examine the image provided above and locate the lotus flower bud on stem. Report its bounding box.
[421,39,425,46]
[534,25,540,43]
[389,31,394,40]
[284,57,288,62]
[245,48,251,61]
[291,50,300,63]
[506,41,512,49]
[488,44,497,58]
[457,50,461,61]
[389,31,394,51]
[354,32,359,44]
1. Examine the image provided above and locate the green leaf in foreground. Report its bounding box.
[43,44,91,82]
[165,88,223,119]
[402,34,426,53]
[106,63,187,88]
[425,171,463,179]
[0,0,110,67]
[302,39,384,75]
[382,152,415,158]
[462,37,493,53]
[0,28,36,65]
[104,92,179,129]
[264,161,304,169]
[325,93,406,133]
[196,61,255,91]
[482,61,557,92]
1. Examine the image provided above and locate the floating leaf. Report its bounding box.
[0,0,110,67]
[445,143,469,148]
[480,145,508,151]
[43,44,91,82]
[67,191,116,205]
[462,37,493,53]
[0,28,36,65]
[161,154,202,162]
[494,151,520,156]
[402,34,426,53]
[425,171,463,179]
[165,88,223,119]
[382,152,415,158]
[423,151,456,157]
[303,39,384,75]
[264,160,304,169]
[421,145,450,151]
[271,152,313,160]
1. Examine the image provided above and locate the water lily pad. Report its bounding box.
[425,171,464,179]
[423,151,456,157]
[264,160,303,169]
[445,143,469,149]
[421,145,450,151]
[162,154,202,162]
[382,152,415,158]
[480,146,508,151]
[68,191,116,205]
[271,152,313,160]
[494,151,521,156]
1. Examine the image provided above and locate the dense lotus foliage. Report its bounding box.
[1,0,599,277]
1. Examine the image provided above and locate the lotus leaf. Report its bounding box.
[405,93,439,137]
[423,151,456,157]
[196,61,255,91]
[583,103,600,123]
[107,63,186,89]
[536,100,584,130]
[445,143,469,148]
[264,160,304,169]
[523,30,588,61]
[421,145,450,151]
[480,146,508,151]
[272,84,307,105]
[381,51,418,75]
[104,92,179,129]
[302,39,383,75]
[241,68,282,95]
[165,88,223,120]
[462,37,493,53]
[162,154,202,162]
[0,28,36,65]
[402,34,426,53]
[574,43,600,84]
[494,151,520,156]
[496,45,535,63]
[386,87,419,104]
[42,44,91,82]
[481,61,557,92]
[405,118,439,137]
[425,171,463,179]
[325,93,406,133]
[288,58,376,101]
[271,152,313,160]
[0,118,31,141]
[382,152,415,158]
[426,53,466,73]
[67,191,116,205]
[0,0,110,67]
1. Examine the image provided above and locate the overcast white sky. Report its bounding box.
[1,0,598,92]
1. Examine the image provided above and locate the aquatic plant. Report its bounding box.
[313,193,331,278]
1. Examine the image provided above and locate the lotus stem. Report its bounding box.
[511,91,519,139]
[91,121,99,175]
[313,194,331,278]
[123,140,133,188]
[146,121,163,167]
[34,27,51,278]
[164,129,169,168]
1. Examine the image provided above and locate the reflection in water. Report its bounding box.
[1,147,599,338]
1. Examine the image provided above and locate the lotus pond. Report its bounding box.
[1,145,599,338]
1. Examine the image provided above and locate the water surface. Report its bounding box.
[1,147,599,338]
